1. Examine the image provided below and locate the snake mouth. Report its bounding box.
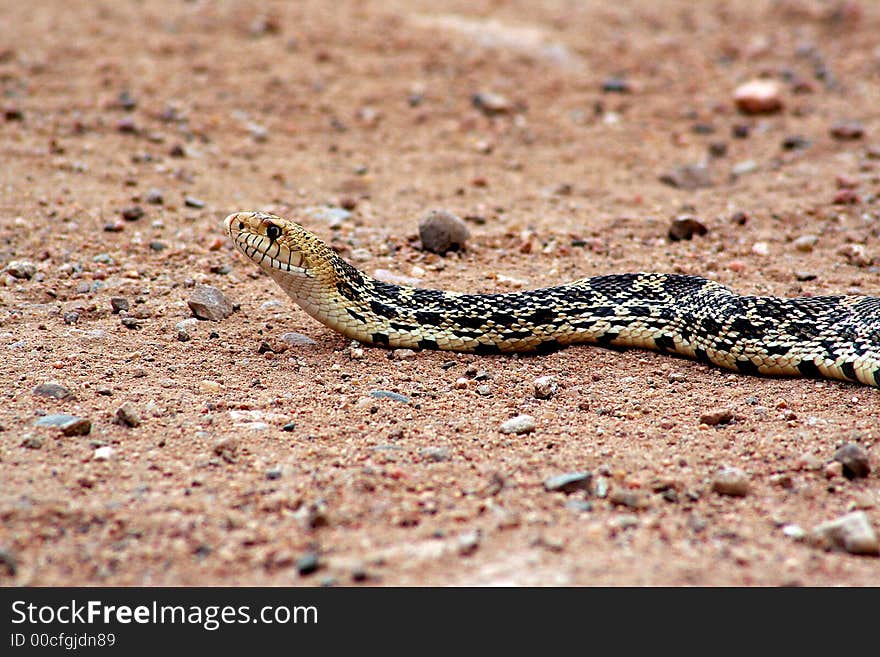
[224,212,308,275]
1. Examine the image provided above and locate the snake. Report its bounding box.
[224,211,880,388]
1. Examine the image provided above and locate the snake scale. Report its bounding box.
[225,211,880,388]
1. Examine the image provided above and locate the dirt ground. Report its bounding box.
[2,0,879,586]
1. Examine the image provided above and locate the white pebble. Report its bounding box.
[93,446,115,461]
[500,415,536,435]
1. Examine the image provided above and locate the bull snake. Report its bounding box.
[225,211,880,388]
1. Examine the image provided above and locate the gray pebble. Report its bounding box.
[5,260,36,279]
[594,476,610,498]
[110,297,130,314]
[792,234,818,253]
[418,210,470,254]
[543,471,592,494]
[499,414,536,435]
[0,548,17,577]
[184,196,205,208]
[711,466,750,497]
[33,382,74,400]
[419,446,451,462]
[471,91,511,116]
[475,384,492,396]
[265,466,283,480]
[301,206,352,229]
[609,488,649,509]
[833,443,871,479]
[145,188,164,204]
[811,511,879,556]
[659,162,713,190]
[369,390,411,404]
[565,499,593,512]
[187,285,234,321]
[63,311,79,325]
[533,375,558,399]
[35,414,92,436]
[121,316,141,330]
[279,332,317,347]
[296,552,320,575]
[21,435,43,449]
[177,329,191,342]
[115,402,141,427]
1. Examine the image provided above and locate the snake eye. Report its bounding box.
[266,224,281,241]
[238,221,245,231]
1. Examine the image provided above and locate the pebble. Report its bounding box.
[830,120,864,140]
[187,285,234,321]
[751,241,770,256]
[145,188,164,204]
[833,443,871,479]
[184,196,205,208]
[781,135,810,151]
[296,552,320,576]
[4,260,36,279]
[543,471,592,494]
[419,446,451,462]
[731,159,758,177]
[301,206,352,229]
[457,530,481,556]
[121,317,141,330]
[839,244,871,267]
[121,205,144,221]
[565,500,593,512]
[282,422,296,432]
[213,437,238,462]
[199,380,222,394]
[734,79,784,114]
[0,549,18,577]
[824,461,844,479]
[471,91,511,116]
[609,488,649,510]
[700,408,733,426]
[115,402,141,427]
[279,332,317,347]
[63,311,79,325]
[475,384,492,396]
[265,467,283,480]
[93,446,114,461]
[110,297,130,314]
[418,210,470,254]
[658,162,713,190]
[601,77,632,93]
[792,234,818,252]
[711,466,750,497]
[33,382,74,400]
[21,435,43,449]
[368,390,411,404]
[811,511,879,556]
[499,415,536,435]
[668,215,708,241]
[533,375,558,399]
[782,524,806,540]
[391,348,417,360]
[35,414,92,436]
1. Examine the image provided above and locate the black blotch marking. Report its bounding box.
[473,342,502,355]
[372,280,401,301]
[337,260,364,287]
[624,305,650,318]
[347,308,366,323]
[874,369,880,388]
[369,299,398,319]
[336,280,359,302]
[371,332,390,346]
[390,322,417,332]
[654,335,676,352]
[451,329,484,339]
[489,311,519,327]
[797,359,821,379]
[761,342,791,358]
[735,359,760,376]
[414,310,443,326]
[840,361,858,381]
[694,348,711,364]
[595,332,620,348]
[699,315,722,336]
[410,288,449,306]
[418,338,439,350]
[730,316,754,335]
[535,339,562,354]
[451,314,486,330]
[524,307,557,326]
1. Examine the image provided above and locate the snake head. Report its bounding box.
[224,211,315,277]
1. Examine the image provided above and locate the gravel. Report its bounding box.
[711,466,750,497]
[418,210,470,254]
[32,382,74,400]
[187,285,235,321]
[832,443,871,479]
[115,402,141,427]
[811,511,879,556]
[668,215,708,241]
[4,260,36,279]
[35,414,92,436]
[543,471,592,494]
[734,79,783,114]
[533,375,558,399]
[499,415,536,434]
[368,390,411,403]
[700,408,734,426]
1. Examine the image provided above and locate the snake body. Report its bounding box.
[225,211,880,388]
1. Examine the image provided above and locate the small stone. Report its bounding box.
[708,141,728,158]
[601,77,632,93]
[782,135,810,151]
[839,244,871,267]
[500,415,536,435]
[811,511,879,556]
[533,375,558,399]
[369,390,411,404]
[418,210,470,254]
[110,297,130,314]
[830,120,864,140]
[475,384,492,396]
[296,552,320,575]
[391,348,417,360]
[565,500,593,512]
[833,189,861,205]
[199,380,222,394]
[21,435,43,449]
[700,408,734,426]
[752,241,770,256]
[35,414,92,436]
[457,530,481,556]
[731,159,758,177]
[794,271,817,281]
[33,382,74,400]
[145,188,164,204]
[668,215,708,241]
[281,421,296,432]
[121,317,141,330]
[184,196,206,209]
[833,443,871,479]
[213,437,238,463]
[116,116,137,133]
[121,205,144,221]
[93,446,114,461]
[609,488,649,509]
[782,524,806,540]
[734,79,784,114]
[63,312,79,325]
[471,91,511,116]
[792,234,818,252]
[4,260,36,279]
[301,206,352,229]
[177,329,191,342]
[265,467,283,480]
[115,402,141,427]
[103,220,125,232]
[543,471,592,494]
[711,466,750,497]
[420,446,451,462]
[0,549,18,577]
[187,285,234,321]
[659,163,713,190]
[279,332,317,347]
